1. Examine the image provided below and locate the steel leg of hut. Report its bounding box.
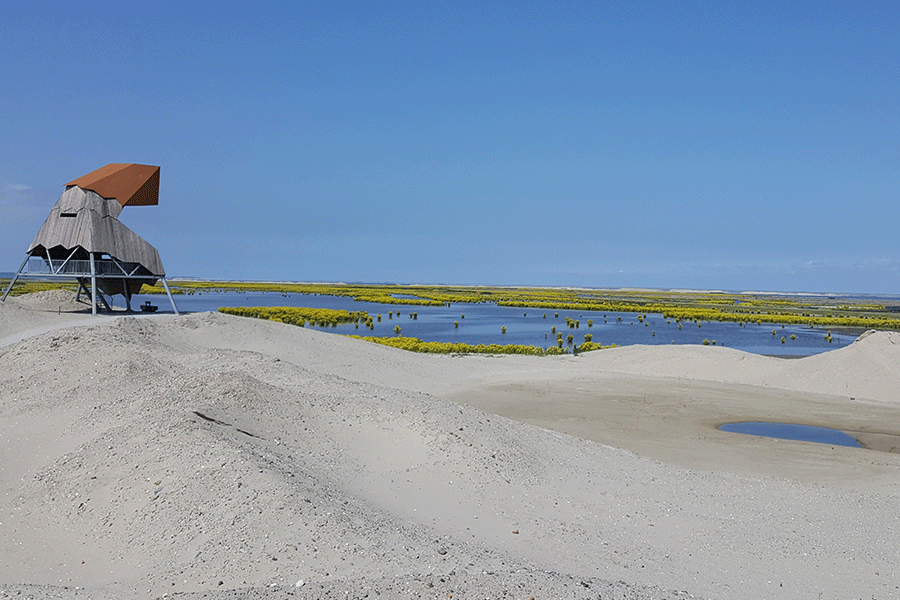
[1,254,29,302]
[124,278,132,311]
[97,291,113,313]
[76,278,92,303]
[89,253,97,316]
[161,277,180,315]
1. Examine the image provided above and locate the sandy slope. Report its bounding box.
[1,293,899,600]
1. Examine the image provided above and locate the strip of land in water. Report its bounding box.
[5,278,899,331]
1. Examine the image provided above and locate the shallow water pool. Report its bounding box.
[127,291,856,357]
[719,422,861,448]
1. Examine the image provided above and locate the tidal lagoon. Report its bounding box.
[130,290,855,356]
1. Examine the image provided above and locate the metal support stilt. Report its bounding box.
[77,278,92,303]
[161,277,179,315]
[89,252,97,316]
[97,291,113,313]
[1,254,29,302]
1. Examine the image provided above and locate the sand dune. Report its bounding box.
[1,291,899,599]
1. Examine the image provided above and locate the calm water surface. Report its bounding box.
[720,422,861,448]
[130,291,854,357]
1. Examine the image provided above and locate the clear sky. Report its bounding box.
[2,1,898,294]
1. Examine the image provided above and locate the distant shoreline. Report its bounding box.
[4,273,900,303]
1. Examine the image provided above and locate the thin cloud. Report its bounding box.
[854,257,900,272]
[6,183,32,192]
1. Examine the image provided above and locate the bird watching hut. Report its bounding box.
[2,163,179,315]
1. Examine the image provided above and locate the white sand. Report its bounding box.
[1,290,899,599]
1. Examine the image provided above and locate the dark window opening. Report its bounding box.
[60,212,77,218]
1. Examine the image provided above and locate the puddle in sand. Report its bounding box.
[719,422,861,448]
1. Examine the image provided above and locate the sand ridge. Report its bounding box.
[1,294,899,599]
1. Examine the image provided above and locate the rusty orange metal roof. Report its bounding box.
[66,163,160,207]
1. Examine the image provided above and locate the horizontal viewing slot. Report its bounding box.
[60,213,77,217]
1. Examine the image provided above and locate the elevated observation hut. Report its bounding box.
[2,163,179,315]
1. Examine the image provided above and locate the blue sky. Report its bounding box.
[2,1,898,293]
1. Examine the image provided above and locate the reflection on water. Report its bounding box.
[127,291,856,357]
[719,422,861,448]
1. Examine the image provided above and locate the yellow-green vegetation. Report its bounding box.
[137,283,189,295]
[348,336,615,356]
[143,280,900,331]
[142,281,444,304]
[218,306,367,327]
[0,279,77,296]
[576,341,613,352]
